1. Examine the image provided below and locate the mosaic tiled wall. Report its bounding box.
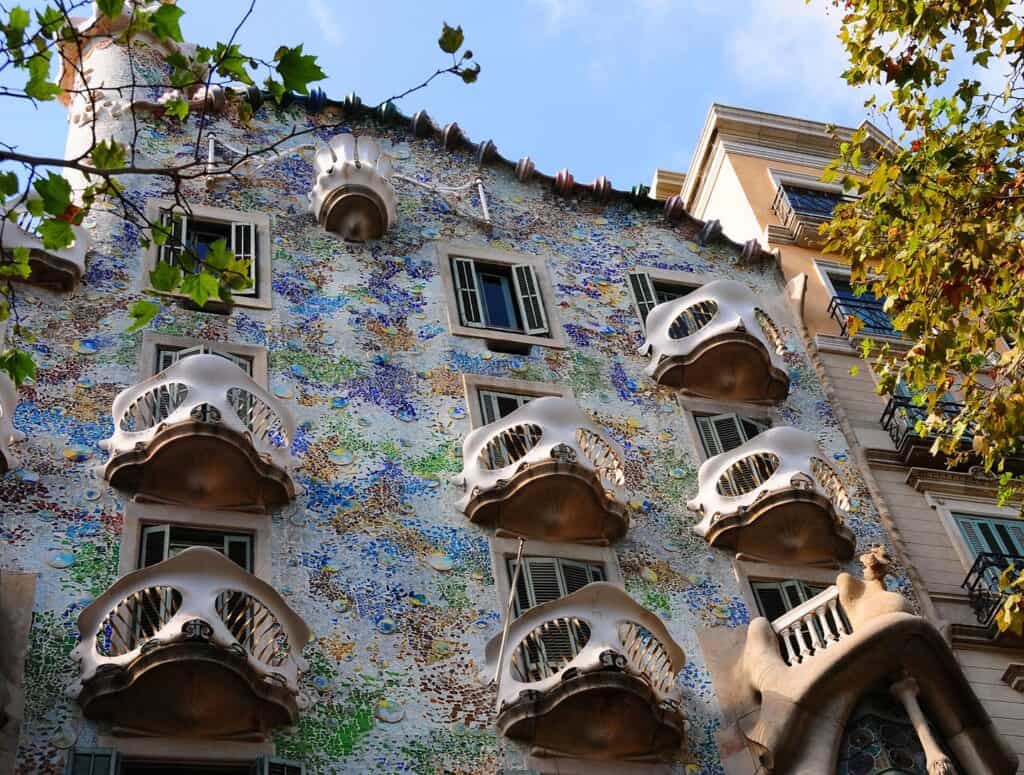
[2,42,910,775]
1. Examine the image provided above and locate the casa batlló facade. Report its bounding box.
[0,6,1017,774]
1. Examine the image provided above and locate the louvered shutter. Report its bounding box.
[158,210,188,268]
[521,557,565,610]
[256,756,305,775]
[696,415,724,457]
[696,413,757,457]
[231,221,258,296]
[559,559,594,595]
[954,514,997,556]
[64,749,120,775]
[452,257,484,327]
[628,271,658,329]
[479,391,501,426]
[512,264,549,335]
[136,525,171,644]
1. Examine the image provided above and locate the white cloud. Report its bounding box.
[531,0,586,33]
[307,0,343,45]
[725,0,865,116]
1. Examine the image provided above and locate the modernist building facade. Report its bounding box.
[0,7,1018,774]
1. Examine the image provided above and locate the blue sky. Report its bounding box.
[6,0,872,186]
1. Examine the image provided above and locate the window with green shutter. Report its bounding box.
[451,256,551,337]
[953,513,1024,558]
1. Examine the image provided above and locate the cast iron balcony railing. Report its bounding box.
[100,353,296,512]
[687,427,856,564]
[486,582,686,761]
[770,184,853,247]
[0,194,90,291]
[71,547,311,739]
[827,294,898,338]
[454,396,629,543]
[639,279,790,402]
[0,372,23,475]
[961,552,1024,628]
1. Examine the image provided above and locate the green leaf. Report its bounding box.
[37,218,74,250]
[180,271,221,309]
[274,44,325,95]
[8,7,30,31]
[149,260,183,292]
[264,77,285,105]
[162,97,189,121]
[0,172,19,197]
[211,42,254,85]
[0,348,37,387]
[438,22,464,54]
[96,0,123,18]
[25,53,60,101]
[459,63,481,84]
[149,3,184,41]
[90,138,125,170]
[202,238,231,271]
[0,246,32,278]
[125,300,160,333]
[33,173,71,216]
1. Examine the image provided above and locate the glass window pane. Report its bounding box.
[478,267,521,330]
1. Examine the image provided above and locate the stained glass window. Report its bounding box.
[836,689,961,775]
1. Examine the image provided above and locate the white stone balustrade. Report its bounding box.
[638,279,789,401]
[0,196,90,290]
[308,133,398,241]
[100,353,296,509]
[453,397,629,541]
[770,585,851,665]
[687,427,855,563]
[0,372,24,474]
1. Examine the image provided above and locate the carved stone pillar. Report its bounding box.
[890,675,956,775]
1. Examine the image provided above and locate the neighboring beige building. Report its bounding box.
[657,103,1024,772]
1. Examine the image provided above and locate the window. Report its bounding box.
[155,343,254,377]
[776,184,844,220]
[694,412,769,457]
[628,270,697,329]
[953,513,1024,558]
[452,256,548,336]
[144,200,272,310]
[140,524,253,571]
[437,243,565,351]
[462,375,573,429]
[478,389,534,425]
[820,265,898,338]
[508,555,606,616]
[750,579,828,621]
[64,753,303,775]
[159,209,257,298]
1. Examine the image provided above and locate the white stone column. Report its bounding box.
[890,676,956,775]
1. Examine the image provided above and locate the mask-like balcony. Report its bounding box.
[454,397,629,544]
[639,279,789,402]
[0,197,90,291]
[687,427,856,565]
[71,547,311,739]
[100,354,296,512]
[308,133,397,242]
[486,582,686,761]
[724,548,1017,774]
[0,373,23,475]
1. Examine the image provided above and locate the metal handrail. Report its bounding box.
[771,184,853,232]
[880,395,971,449]
[961,552,1024,625]
[827,294,899,338]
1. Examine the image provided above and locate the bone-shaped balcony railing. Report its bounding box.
[0,195,90,287]
[308,133,398,241]
[101,353,295,472]
[770,585,852,666]
[453,396,627,515]
[0,373,24,472]
[486,582,685,714]
[687,427,851,537]
[71,547,311,697]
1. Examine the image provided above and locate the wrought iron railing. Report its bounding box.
[880,394,971,450]
[827,294,898,338]
[961,552,1024,626]
[771,184,853,233]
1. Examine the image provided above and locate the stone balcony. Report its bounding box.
[712,548,1018,774]
[0,197,90,291]
[639,279,789,402]
[71,547,311,739]
[308,133,398,242]
[0,373,23,476]
[486,582,686,762]
[100,353,295,512]
[686,427,856,565]
[454,397,629,544]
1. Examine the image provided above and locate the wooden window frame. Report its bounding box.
[139,332,269,388]
[143,199,273,310]
[625,266,713,331]
[461,374,574,428]
[436,242,567,350]
[677,395,780,463]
